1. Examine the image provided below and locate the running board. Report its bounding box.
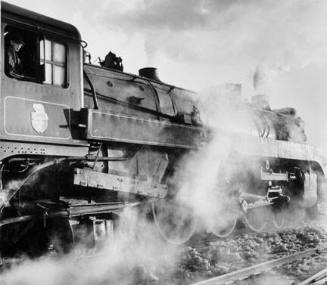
[73,168,168,198]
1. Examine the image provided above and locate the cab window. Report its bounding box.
[40,39,67,86]
[4,25,68,87]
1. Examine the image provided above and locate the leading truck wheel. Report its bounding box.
[152,199,196,245]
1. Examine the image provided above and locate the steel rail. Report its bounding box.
[190,245,327,285]
[298,267,327,285]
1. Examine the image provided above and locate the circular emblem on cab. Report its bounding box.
[31,103,48,133]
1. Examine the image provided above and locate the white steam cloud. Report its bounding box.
[0,208,181,285]
[170,86,254,236]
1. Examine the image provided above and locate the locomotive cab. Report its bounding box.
[1,2,87,159]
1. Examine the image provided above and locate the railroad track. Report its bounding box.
[299,267,327,285]
[190,244,327,285]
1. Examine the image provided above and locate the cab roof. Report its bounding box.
[1,1,81,41]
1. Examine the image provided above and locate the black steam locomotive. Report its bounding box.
[0,2,325,258]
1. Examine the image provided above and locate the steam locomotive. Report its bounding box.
[0,1,325,258]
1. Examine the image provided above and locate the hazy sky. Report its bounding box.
[3,0,327,150]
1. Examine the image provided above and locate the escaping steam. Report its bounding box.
[172,85,255,234]
[0,208,181,285]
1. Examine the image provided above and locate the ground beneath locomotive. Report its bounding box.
[2,205,327,285]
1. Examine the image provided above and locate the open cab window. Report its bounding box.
[4,25,68,87]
